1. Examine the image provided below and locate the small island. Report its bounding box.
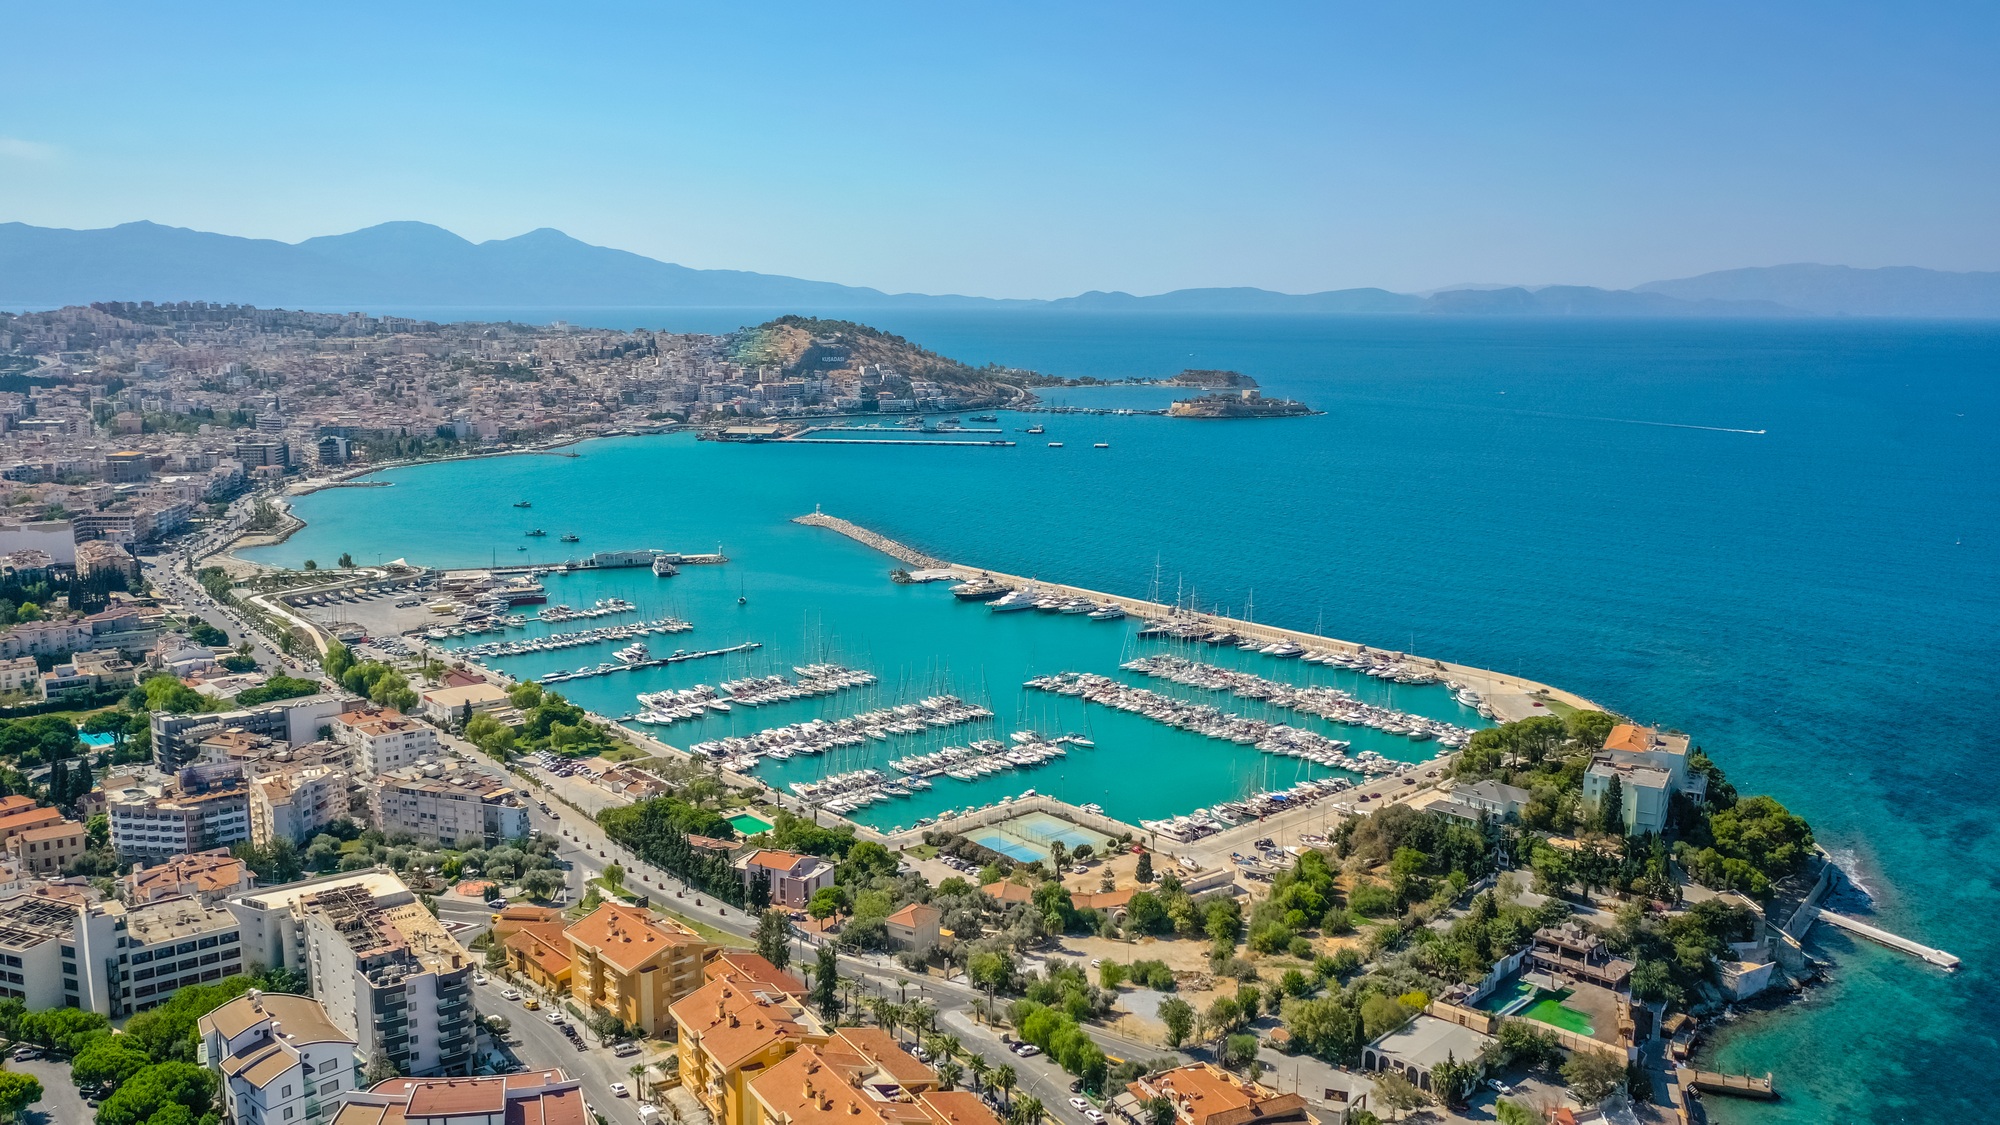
[1168,387,1316,419]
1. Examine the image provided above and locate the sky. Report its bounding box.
[2,2,1996,298]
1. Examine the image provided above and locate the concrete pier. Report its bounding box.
[1800,906,1961,970]
[794,509,1605,714]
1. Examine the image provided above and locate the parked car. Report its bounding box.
[610,1082,630,1098]
[613,1041,643,1058]
[486,897,508,909]
[547,1010,566,1025]
[1070,1097,1091,1110]
[1487,1079,1513,1095]
[1014,1044,1041,1057]
[500,988,522,1001]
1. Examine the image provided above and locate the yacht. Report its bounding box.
[1047,441,1064,448]
[970,414,998,422]
[560,533,580,543]
[1087,603,1126,621]
[513,500,533,508]
[525,529,547,537]
[1059,598,1095,614]
[950,577,1009,601]
[1025,424,1045,434]
[653,556,680,577]
[614,642,649,664]
[1094,443,1109,449]
[988,589,1039,612]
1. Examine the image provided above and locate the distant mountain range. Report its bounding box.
[2,219,1996,318]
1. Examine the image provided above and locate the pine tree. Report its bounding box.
[47,760,67,807]
[811,944,840,1022]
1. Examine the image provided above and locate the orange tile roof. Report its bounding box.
[707,951,807,995]
[980,881,1034,905]
[744,849,811,871]
[1129,1064,1312,1125]
[0,807,61,836]
[0,795,35,817]
[885,902,940,928]
[671,977,809,1071]
[920,1091,1006,1125]
[506,922,575,978]
[125,848,250,899]
[1603,723,1651,753]
[564,901,704,972]
[832,1027,936,1088]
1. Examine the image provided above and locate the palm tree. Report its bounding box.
[991,1064,1017,1108]
[872,997,901,1040]
[938,1034,961,1060]
[967,1055,992,1092]
[629,1062,648,1097]
[1011,1095,1045,1125]
[908,999,937,1038]
[936,1059,963,1091]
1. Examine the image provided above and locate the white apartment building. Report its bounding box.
[371,763,528,848]
[227,870,476,1077]
[199,991,358,1125]
[331,711,438,776]
[0,890,244,1016]
[107,763,253,864]
[0,656,38,695]
[251,764,350,849]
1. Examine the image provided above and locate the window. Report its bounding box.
[283,1085,292,1098]
[133,950,153,964]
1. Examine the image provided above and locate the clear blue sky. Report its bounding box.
[3,2,1995,297]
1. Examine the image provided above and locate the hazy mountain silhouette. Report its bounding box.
[2,220,1992,317]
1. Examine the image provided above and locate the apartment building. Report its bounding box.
[1125,1064,1319,1125]
[749,1029,1001,1125]
[107,763,253,864]
[0,656,38,695]
[7,818,86,875]
[251,764,350,848]
[0,889,245,1016]
[370,763,527,848]
[0,616,92,658]
[673,974,824,1125]
[153,692,355,770]
[332,1070,590,1125]
[565,902,712,1037]
[266,877,477,1077]
[333,711,439,776]
[124,848,256,904]
[200,991,359,1125]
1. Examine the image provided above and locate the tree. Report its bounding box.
[935,1058,963,1091]
[990,1064,1017,1107]
[602,862,626,889]
[756,909,793,970]
[303,559,318,570]
[1144,1096,1176,1125]
[338,552,356,568]
[1221,1033,1260,1071]
[1562,1049,1628,1104]
[1135,851,1154,884]
[364,1049,400,1085]
[0,1072,38,1122]
[1595,775,1625,834]
[808,885,847,920]
[92,1062,214,1125]
[521,868,565,901]
[1010,1095,1044,1125]
[811,944,840,1022]
[1429,1053,1481,1109]
[1158,996,1195,1048]
[70,1034,154,1087]
[486,941,510,971]
[1373,1072,1428,1121]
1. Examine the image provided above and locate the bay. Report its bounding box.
[249,312,2000,1123]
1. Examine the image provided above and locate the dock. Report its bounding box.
[1797,905,1961,970]
[1680,1068,1777,1100]
[793,509,1605,713]
[536,641,763,685]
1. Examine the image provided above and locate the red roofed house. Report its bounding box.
[884,902,942,951]
[735,849,835,909]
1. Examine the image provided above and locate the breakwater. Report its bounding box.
[794,509,1602,714]
[793,510,949,569]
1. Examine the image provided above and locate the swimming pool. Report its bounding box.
[1479,979,1595,1037]
[730,813,774,836]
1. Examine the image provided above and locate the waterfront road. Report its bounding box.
[472,977,649,1125]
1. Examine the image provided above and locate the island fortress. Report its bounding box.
[1167,387,1315,418]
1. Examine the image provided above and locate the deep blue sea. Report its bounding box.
[260,312,2000,1122]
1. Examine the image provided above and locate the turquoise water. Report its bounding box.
[248,313,2000,1122]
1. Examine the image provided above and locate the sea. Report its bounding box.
[247,310,2000,1123]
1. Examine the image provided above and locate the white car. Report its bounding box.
[1085,1111,1105,1122]
[610,1082,630,1098]
[1069,1098,1091,1111]
[1014,1044,1041,1057]
[547,1010,566,1025]
[1487,1079,1513,1095]
[500,988,522,1001]
[473,972,489,985]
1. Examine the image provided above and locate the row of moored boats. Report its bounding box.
[1144,777,1355,843]
[537,598,636,623]
[453,617,693,659]
[1120,654,1476,747]
[950,578,1127,620]
[690,695,995,772]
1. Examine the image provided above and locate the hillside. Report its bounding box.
[727,316,1034,392]
[1636,264,2000,318]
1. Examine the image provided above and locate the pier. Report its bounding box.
[794,509,1604,714]
[781,436,1016,447]
[1680,1068,1778,1100]
[1797,905,1961,970]
[536,641,763,685]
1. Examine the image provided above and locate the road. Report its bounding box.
[472,980,651,1125]
[10,1057,89,1125]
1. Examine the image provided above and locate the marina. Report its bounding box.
[1119,652,1480,746]
[688,694,997,774]
[442,616,694,657]
[629,662,879,725]
[535,640,763,684]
